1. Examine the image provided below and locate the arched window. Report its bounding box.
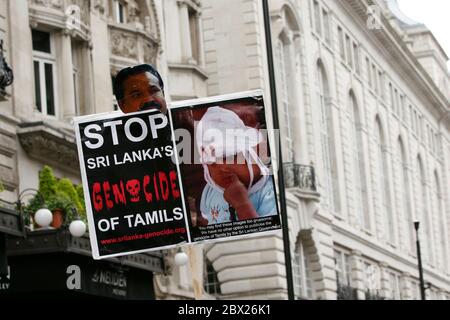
[374,117,394,242]
[432,170,447,270]
[317,61,340,213]
[349,91,369,229]
[415,156,434,263]
[276,37,294,161]
[203,259,221,296]
[397,137,414,251]
[293,241,314,299]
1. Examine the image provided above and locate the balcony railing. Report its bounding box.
[283,163,317,192]
[365,289,385,300]
[337,284,358,300]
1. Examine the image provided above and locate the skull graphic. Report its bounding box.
[126,179,141,202]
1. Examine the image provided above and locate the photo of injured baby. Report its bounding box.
[170,93,281,241]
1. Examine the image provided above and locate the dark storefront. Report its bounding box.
[0,207,164,300]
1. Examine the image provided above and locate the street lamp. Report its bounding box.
[67,207,87,238]
[174,248,188,267]
[262,0,295,300]
[15,188,52,230]
[414,221,426,300]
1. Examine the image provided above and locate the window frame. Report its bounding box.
[32,29,58,118]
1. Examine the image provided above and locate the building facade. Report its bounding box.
[0,0,449,300]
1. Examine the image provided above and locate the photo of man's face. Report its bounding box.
[119,71,167,114]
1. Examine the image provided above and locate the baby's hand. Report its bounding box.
[223,174,248,205]
[223,174,258,220]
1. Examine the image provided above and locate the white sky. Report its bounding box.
[397,0,450,70]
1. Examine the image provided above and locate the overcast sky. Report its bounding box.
[397,0,450,70]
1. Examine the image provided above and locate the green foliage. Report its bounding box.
[24,165,88,225]
[0,181,4,192]
[38,166,57,200]
[75,184,87,222]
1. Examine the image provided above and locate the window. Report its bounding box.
[378,71,384,99]
[294,242,314,299]
[372,64,378,94]
[322,9,331,44]
[203,259,221,296]
[188,6,200,64]
[312,1,331,43]
[432,171,447,270]
[334,250,352,286]
[114,0,127,24]
[72,40,80,116]
[410,280,419,300]
[397,138,414,252]
[363,262,381,298]
[366,58,372,88]
[400,95,406,120]
[32,29,56,116]
[354,43,360,74]
[345,35,352,68]
[394,89,399,115]
[416,157,434,264]
[317,61,340,213]
[338,27,345,60]
[349,92,369,229]
[388,272,401,300]
[375,117,394,242]
[277,39,294,161]
[313,1,321,35]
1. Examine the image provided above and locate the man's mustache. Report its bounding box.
[139,101,163,112]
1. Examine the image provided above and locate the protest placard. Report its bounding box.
[74,90,281,259]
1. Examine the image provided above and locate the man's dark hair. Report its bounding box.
[113,64,165,101]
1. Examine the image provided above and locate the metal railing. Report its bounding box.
[283,163,317,191]
[337,284,359,300]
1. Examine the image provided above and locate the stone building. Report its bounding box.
[0,0,449,299]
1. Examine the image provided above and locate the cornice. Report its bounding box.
[342,0,449,120]
[17,121,80,175]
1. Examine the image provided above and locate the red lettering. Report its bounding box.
[91,169,181,211]
[92,182,103,212]
[112,181,127,205]
[153,173,160,201]
[169,170,180,199]
[103,181,114,209]
[143,175,153,202]
[159,172,169,201]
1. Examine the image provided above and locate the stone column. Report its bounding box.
[9,0,34,119]
[196,10,205,66]
[59,31,76,120]
[178,1,193,63]
[90,8,113,113]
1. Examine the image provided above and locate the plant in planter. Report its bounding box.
[25,165,86,229]
[46,192,72,228]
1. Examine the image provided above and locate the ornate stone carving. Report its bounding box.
[66,0,90,27]
[144,41,158,65]
[111,29,138,59]
[32,0,64,10]
[93,0,106,15]
[17,122,80,175]
[128,0,141,23]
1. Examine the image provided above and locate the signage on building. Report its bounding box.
[0,253,154,299]
[74,90,281,259]
[0,266,10,291]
